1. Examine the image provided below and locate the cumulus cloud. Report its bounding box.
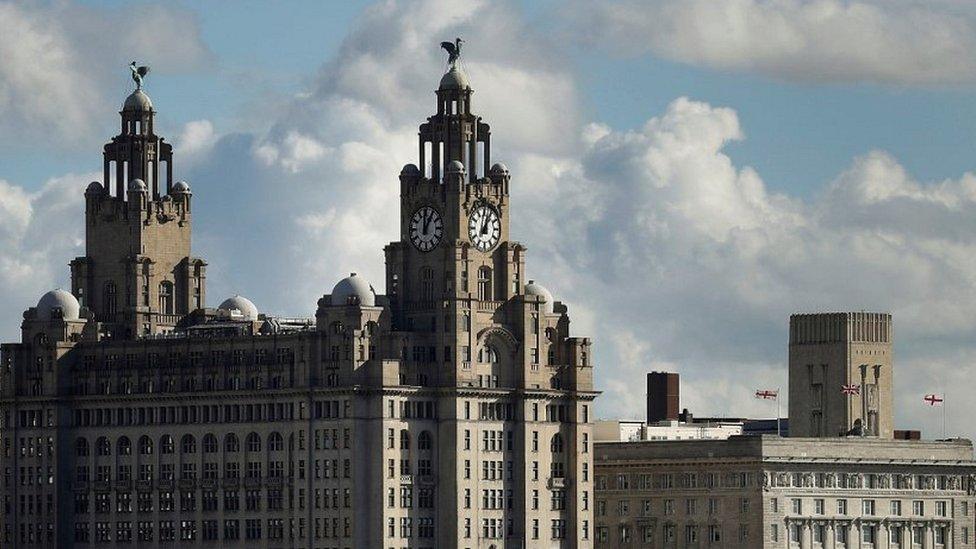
[5,0,975,442]
[573,0,976,86]
[0,2,210,145]
[0,174,90,337]
[514,96,976,436]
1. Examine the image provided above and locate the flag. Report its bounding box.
[923,394,944,406]
[755,389,778,400]
[842,384,860,395]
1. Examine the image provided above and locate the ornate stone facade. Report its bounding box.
[0,60,597,548]
[594,436,976,548]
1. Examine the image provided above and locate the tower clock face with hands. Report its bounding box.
[468,203,501,252]
[409,206,443,252]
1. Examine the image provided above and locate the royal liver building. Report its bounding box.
[0,48,597,548]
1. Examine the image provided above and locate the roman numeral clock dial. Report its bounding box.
[409,206,443,252]
[468,203,501,252]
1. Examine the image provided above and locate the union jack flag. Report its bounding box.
[841,384,860,395]
[923,394,944,406]
[755,389,778,400]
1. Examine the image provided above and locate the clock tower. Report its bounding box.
[379,43,597,547]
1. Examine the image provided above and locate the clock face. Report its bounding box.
[409,206,443,252]
[468,204,501,252]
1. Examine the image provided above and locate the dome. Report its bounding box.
[524,280,554,313]
[36,289,81,321]
[128,178,147,192]
[489,162,510,175]
[85,181,104,195]
[331,273,376,307]
[218,295,259,321]
[439,66,470,91]
[123,89,153,112]
[172,181,191,194]
[446,160,466,174]
[400,163,420,176]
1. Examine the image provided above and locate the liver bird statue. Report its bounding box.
[440,38,464,68]
[130,61,150,90]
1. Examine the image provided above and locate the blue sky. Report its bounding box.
[2,0,976,439]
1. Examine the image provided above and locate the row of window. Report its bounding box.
[782,522,953,546]
[597,497,753,517]
[598,523,751,545]
[73,518,300,543]
[76,433,286,458]
[596,471,755,491]
[783,497,953,518]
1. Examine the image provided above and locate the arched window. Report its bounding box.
[479,345,499,364]
[96,437,111,456]
[75,438,89,457]
[268,433,284,452]
[103,281,117,315]
[160,435,174,454]
[139,436,153,455]
[158,281,174,315]
[478,266,492,301]
[420,267,434,301]
[400,430,410,451]
[418,431,432,451]
[181,434,196,454]
[550,433,564,454]
[246,433,261,452]
[224,434,240,453]
[117,437,131,456]
[202,434,218,453]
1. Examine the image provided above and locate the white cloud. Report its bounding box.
[0,2,210,145]
[5,0,975,443]
[0,174,90,336]
[575,0,976,86]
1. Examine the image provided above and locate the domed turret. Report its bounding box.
[128,178,147,193]
[400,163,420,176]
[439,66,470,91]
[331,273,376,307]
[446,160,466,174]
[524,280,554,313]
[489,162,509,175]
[123,89,153,112]
[36,289,81,321]
[85,181,104,195]
[218,295,259,321]
[172,180,191,194]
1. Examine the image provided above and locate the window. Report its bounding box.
[891,500,902,516]
[936,500,947,517]
[814,498,824,514]
[837,499,848,515]
[861,524,875,544]
[160,435,174,454]
[791,498,802,514]
[245,433,260,452]
[862,499,875,516]
[158,281,174,315]
[913,500,924,516]
[478,267,492,301]
[76,438,88,457]
[202,434,217,453]
[181,435,195,454]
[836,525,848,544]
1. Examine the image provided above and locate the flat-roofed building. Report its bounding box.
[594,436,976,548]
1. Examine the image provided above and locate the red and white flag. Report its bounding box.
[755,389,778,400]
[842,384,860,395]
[923,394,944,406]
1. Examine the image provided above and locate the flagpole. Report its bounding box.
[776,387,781,437]
[943,391,947,439]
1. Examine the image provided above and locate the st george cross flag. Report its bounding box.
[755,389,778,400]
[923,394,944,406]
[842,384,860,395]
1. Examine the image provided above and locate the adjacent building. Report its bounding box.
[0,51,597,548]
[595,436,976,548]
[789,313,894,438]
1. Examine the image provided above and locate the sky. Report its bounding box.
[2,0,976,440]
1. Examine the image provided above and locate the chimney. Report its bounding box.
[647,371,679,423]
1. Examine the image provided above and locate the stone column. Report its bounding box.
[924,522,933,549]
[802,520,812,549]
[825,522,836,549]
[878,522,889,548]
